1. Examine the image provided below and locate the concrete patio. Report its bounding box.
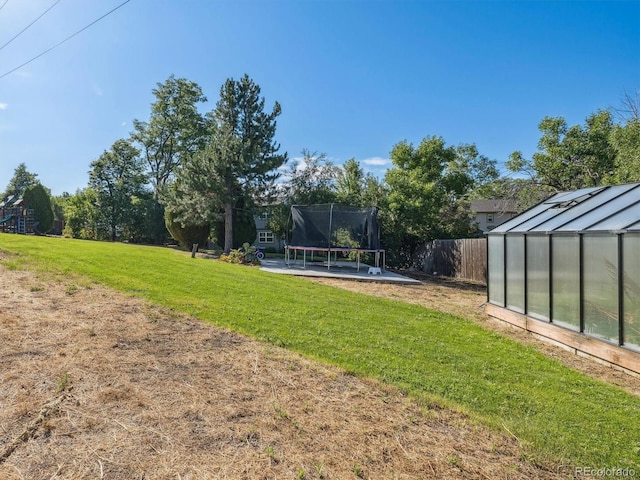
[259,257,421,284]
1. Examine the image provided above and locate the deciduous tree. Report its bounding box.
[62,188,100,239]
[609,118,640,184]
[263,150,340,240]
[89,139,148,241]
[131,75,208,196]
[285,150,339,205]
[335,158,364,205]
[507,111,617,191]
[131,75,208,243]
[384,136,494,266]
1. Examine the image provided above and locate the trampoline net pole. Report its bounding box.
[328,203,334,269]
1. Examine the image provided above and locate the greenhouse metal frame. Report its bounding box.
[485,183,640,374]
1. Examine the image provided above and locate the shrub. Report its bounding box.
[219,243,261,265]
[23,184,54,233]
[164,209,210,249]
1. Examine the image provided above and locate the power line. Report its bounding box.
[0,0,8,12]
[0,0,132,80]
[0,0,62,51]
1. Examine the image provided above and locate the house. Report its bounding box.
[254,208,285,252]
[470,199,518,232]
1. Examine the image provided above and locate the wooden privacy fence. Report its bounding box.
[421,238,487,284]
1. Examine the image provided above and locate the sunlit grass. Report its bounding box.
[1,233,639,469]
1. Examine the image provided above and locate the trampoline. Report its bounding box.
[285,204,385,271]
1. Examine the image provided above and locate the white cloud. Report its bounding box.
[361,156,391,167]
[121,121,127,127]
[0,103,7,110]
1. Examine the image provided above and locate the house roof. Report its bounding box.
[489,183,640,234]
[470,199,518,213]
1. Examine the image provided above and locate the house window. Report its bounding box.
[259,230,275,243]
[259,211,270,221]
[486,213,494,224]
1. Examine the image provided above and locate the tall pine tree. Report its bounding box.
[168,74,287,252]
[3,163,39,199]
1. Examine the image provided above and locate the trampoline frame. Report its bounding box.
[284,245,385,272]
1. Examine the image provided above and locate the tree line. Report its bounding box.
[2,75,638,267]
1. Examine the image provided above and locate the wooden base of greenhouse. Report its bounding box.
[485,304,640,377]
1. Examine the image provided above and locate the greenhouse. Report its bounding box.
[485,183,640,374]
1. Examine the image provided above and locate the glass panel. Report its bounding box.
[552,236,580,331]
[488,235,505,305]
[587,202,640,231]
[513,208,570,233]
[506,235,525,312]
[491,201,557,233]
[623,234,640,352]
[544,186,604,204]
[561,187,640,232]
[583,235,619,343]
[626,220,640,232]
[527,235,549,320]
[532,184,637,232]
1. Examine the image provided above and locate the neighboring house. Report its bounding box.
[470,199,518,233]
[254,208,285,252]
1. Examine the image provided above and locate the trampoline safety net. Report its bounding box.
[289,204,380,249]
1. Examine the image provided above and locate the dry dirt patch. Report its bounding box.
[1,265,570,479]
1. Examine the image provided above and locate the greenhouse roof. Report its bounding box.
[490,183,640,234]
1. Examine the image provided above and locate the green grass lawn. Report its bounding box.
[2,234,639,470]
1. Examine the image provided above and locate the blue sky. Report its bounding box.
[1,0,638,196]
